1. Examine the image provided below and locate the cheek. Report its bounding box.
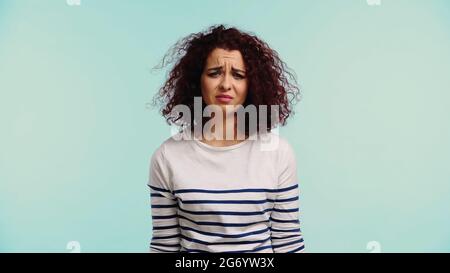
[201,76,217,103]
[236,81,249,98]
[201,76,216,94]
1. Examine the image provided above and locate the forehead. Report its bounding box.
[205,48,245,67]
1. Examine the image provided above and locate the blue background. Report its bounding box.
[1,0,449,252]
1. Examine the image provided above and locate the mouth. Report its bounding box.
[215,95,233,103]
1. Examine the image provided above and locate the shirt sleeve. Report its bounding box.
[270,140,305,253]
[148,145,181,253]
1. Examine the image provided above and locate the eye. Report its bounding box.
[207,71,221,78]
[233,72,245,80]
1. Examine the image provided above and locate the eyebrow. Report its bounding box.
[206,66,246,74]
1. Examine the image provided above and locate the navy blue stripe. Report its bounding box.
[178,214,269,227]
[151,242,181,248]
[149,185,172,193]
[173,184,298,194]
[245,244,273,253]
[273,196,299,202]
[183,244,273,253]
[270,217,300,224]
[151,193,177,201]
[180,225,270,238]
[288,244,305,253]
[152,234,180,240]
[271,234,302,240]
[151,193,164,197]
[273,208,299,213]
[153,224,179,230]
[179,196,298,204]
[181,234,271,245]
[272,238,304,249]
[153,205,297,214]
[152,214,178,220]
[181,199,267,204]
[270,227,301,233]
[178,206,273,216]
[150,246,179,253]
[152,204,177,208]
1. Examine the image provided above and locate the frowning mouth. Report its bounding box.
[216,95,233,99]
[215,95,233,103]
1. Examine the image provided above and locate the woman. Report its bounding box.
[148,25,304,253]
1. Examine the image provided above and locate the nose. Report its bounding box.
[219,73,232,91]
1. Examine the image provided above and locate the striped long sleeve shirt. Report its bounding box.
[148,131,305,253]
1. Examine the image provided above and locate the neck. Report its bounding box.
[200,113,247,146]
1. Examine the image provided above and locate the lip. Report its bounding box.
[215,95,233,103]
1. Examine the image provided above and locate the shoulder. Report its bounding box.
[257,132,297,171]
[150,132,191,163]
[256,132,293,155]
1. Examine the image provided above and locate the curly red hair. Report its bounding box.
[152,24,301,134]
